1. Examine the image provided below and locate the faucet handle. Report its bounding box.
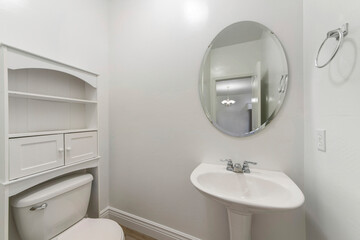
[242,161,257,173]
[243,161,257,166]
[220,159,233,171]
[220,159,233,164]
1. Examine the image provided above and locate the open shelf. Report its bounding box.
[9,128,98,138]
[8,91,97,104]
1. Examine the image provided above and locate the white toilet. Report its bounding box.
[11,173,124,240]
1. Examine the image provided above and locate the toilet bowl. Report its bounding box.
[53,218,124,240]
[11,173,124,240]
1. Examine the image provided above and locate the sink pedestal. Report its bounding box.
[227,209,252,240]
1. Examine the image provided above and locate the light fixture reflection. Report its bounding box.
[221,86,236,107]
[221,98,236,107]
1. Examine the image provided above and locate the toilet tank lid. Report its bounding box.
[11,173,93,208]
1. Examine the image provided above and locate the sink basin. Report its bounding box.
[190,163,304,213]
[190,163,304,240]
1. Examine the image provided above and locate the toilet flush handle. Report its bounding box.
[29,203,47,211]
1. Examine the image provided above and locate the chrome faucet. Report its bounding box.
[233,163,243,173]
[221,160,257,173]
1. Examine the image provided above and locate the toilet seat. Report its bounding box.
[53,218,124,240]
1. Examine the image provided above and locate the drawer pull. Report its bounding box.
[30,203,47,211]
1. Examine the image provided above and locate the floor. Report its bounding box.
[121,225,157,240]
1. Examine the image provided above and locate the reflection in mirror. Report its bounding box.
[199,21,288,137]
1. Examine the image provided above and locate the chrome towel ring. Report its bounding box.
[315,23,349,68]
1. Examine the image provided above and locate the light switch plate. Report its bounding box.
[317,129,326,152]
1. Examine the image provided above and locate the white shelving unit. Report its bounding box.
[0,44,101,240]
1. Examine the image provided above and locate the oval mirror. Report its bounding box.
[199,21,288,137]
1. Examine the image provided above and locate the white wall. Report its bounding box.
[0,0,110,210]
[109,0,304,239]
[304,1,360,239]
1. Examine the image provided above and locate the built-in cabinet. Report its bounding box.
[65,131,98,165]
[9,131,97,180]
[0,44,101,240]
[9,134,65,180]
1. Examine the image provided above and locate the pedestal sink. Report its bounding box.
[190,163,304,240]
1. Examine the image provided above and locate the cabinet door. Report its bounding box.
[9,134,65,180]
[65,131,98,164]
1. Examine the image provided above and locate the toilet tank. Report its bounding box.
[11,173,93,240]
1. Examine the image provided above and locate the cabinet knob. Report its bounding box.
[58,148,64,152]
[66,147,72,151]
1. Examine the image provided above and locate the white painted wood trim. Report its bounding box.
[9,128,98,138]
[212,73,255,81]
[0,184,9,240]
[103,206,202,240]
[0,44,9,183]
[2,44,98,88]
[8,91,98,104]
[3,157,100,196]
[99,206,110,218]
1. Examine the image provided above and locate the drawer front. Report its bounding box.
[65,131,98,164]
[9,134,65,180]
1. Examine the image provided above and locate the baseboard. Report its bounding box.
[99,206,110,218]
[101,206,201,240]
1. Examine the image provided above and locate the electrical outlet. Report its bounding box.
[317,129,326,152]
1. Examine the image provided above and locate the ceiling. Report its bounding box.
[211,22,264,49]
[216,77,253,96]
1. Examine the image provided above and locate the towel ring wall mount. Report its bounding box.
[315,23,349,68]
